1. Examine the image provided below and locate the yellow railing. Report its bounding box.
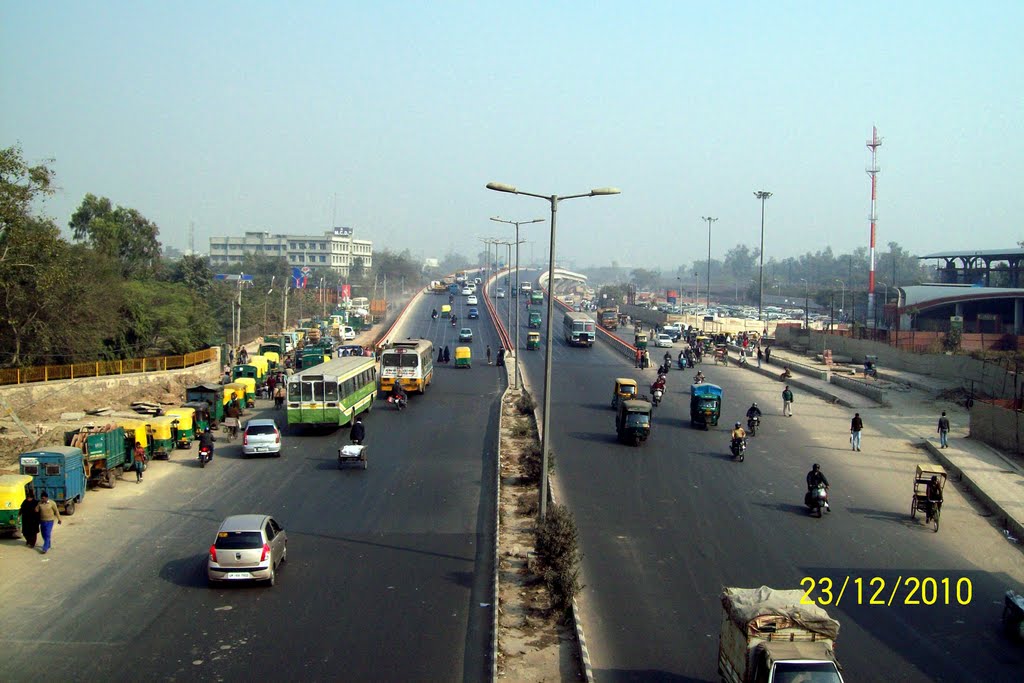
[0,348,218,386]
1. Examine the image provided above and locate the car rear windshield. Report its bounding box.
[215,531,263,549]
[246,424,278,435]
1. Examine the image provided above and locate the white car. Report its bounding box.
[467,295,478,305]
[340,325,356,340]
[655,333,674,348]
[496,288,506,298]
[461,287,473,296]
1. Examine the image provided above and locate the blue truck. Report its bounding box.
[20,446,87,515]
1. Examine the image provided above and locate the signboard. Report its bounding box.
[341,284,352,300]
[292,267,311,289]
[333,226,353,236]
[214,274,254,282]
[666,289,678,305]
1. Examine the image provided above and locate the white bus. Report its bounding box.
[379,339,435,394]
[563,311,595,347]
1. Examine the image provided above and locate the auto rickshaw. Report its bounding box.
[115,418,153,460]
[0,474,34,536]
[223,382,248,408]
[455,346,472,368]
[528,310,542,329]
[634,332,648,350]
[232,376,257,407]
[616,398,652,446]
[147,415,181,460]
[186,383,227,423]
[164,407,196,446]
[248,355,270,380]
[911,464,947,532]
[261,350,280,370]
[183,401,213,433]
[689,383,723,430]
[441,304,452,318]
[527,331,541,350]
[611,378,639,409]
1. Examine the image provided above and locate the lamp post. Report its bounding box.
[753,191,771,330]
[877,282,889,328]
[491,217,545,390]
[799,278,809,329]
[702,216,717,309]
[263,276,275,337]
[834,279,845,318]
[487,181,620,520]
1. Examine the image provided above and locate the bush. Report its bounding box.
[521,445,543,482]
[515,392,537,415]
[536,504,584,617]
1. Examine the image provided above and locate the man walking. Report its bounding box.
[782,385,794,417]
[850,412,864,451]
[756,345,764,368]
[18,489,40,549]
[937,411,951,448]
[486,345,492,365]
[37,491,61,554]
[764,345,772,365]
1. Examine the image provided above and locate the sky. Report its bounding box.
[2,1,1022,271]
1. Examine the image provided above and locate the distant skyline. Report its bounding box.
[3,2,1021,271]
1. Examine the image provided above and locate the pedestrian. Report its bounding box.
[228,348,235,366]
[850,412,864,451]
[350,415,366,445]
[496,347,505,366]
[18,488,40,549]
[782,385,794,417]
[757,345,764,368]
[764,345,772,365]
[937,411,950,448]
[635,348,642,369]
[37,491,61,554]
[438,346,444,364]
[133,441,147,483]
[486,345,492,365]
[643,350,651,369]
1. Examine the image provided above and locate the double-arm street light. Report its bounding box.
[702,216,717,309]
[491,216,545,390]
[754,191,772,331]
[487,182,620,520]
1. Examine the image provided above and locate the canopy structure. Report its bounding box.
[918,248,1024,288]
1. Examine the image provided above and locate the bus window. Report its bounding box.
[382,353,402,368]
[400,354,419,368]
[288,382,302,402]
[324,380,339,402]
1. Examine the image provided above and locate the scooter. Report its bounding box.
[198,444,213,468]
[729,437,746,461]
[652,388,663,406]
[747,415,760,437]
[805,484,829,518]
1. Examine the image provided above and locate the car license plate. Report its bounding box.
[226,572,251,579]
[256,447,267,452]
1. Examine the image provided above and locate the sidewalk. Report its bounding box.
[757,344,1024,543]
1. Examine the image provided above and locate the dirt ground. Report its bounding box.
[497,387,582,681]
[0,372,207,472]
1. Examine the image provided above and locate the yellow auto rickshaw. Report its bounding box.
[223,382,248,407]
[611,377,639,409]
[261,350,280,370]
[148,415,181,460]
[116,418,152,460]
[247,355,270,382]
[164,406,196,447]
[455,346,472,368]
[0,474,34,537]
[441,304,452,318]
[527,331,540,350]
[233,376,257,407]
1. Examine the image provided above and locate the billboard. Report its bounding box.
[666,289,679,304]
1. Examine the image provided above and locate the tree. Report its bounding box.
[630,268,661,290]
[69,194,162,278]
[0,145,55,245]
[723,244,756,281]
[165,254,215,294]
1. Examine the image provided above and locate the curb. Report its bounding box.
[921,439,1024,543]
[732,357,858,408]
[491,359,510,682]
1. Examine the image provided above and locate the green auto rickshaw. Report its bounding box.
[186,383,227,425]
[528,310,542,329]
[689,383,722,430]
[0,474,34,537]
[182,401,213,433]
[616,398,652,446]
[147,415,181,459]
[164,407,196,445]
[527,331,540,350]
[634,332,649,350]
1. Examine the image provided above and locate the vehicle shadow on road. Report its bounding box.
[596,669,701,683]
[583,402,612,412]
[159,553,211,588]
[755,501,811,516]
[846,506,923,528]
[567,431,618,444]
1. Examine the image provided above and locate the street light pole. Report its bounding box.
[834,279,845,318]
[264,276,275,337]
[800,278,809,329]
[490,217,545,391]
[702,216,717,310]
[754,191,772,331]
[487,182,620,521]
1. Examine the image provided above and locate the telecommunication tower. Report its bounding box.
[866,127,881,327]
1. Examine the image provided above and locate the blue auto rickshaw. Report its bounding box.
[19,446,87,515]
[689,383,723,430]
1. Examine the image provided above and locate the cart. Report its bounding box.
[911,463,946,532]
[338,444,367,470]
[713,345,729,366]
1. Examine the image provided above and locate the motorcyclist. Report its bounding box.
[651,376,666,394]
[198,428,215,461]
[693,370,705,384]
[746,403,762,421]
[663,351,672,368]
[451,316,457,327]
[806,464,831,511]
[730,422,747,454]
[390,382,407,407]
[431,308,438,319]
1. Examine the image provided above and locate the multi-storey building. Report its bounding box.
[208,227,373,277]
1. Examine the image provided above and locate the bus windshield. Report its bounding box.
[383,353,420,368]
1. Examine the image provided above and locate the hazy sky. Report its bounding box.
[3,2,1021,271]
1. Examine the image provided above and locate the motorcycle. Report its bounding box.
[387,394,407,411]
[431,311,438,320]
[729,437,746,461]
[198,444,213,468]
[805,484,829,517]
[451,317,457,327]
[652,388,663,406]
[693,373,705,385]
[747,415,760,436]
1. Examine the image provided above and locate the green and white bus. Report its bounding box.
[286,356,377,427]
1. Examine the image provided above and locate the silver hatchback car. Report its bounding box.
[207,514,287,586]
[243,418,281,457]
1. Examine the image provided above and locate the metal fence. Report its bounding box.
[0,348,218,386]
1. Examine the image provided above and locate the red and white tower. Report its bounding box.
[866,126,881,327]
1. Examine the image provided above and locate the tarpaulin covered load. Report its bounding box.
[721,586,840,641]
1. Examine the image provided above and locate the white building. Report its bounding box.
[208,227,373,277]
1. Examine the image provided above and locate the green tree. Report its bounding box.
[0,145,55,243]
[165,254,215,294]
[723,244,756,281]
[69,194,162,278]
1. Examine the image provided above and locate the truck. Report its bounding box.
[719,586,844,683]
[64,424,128,488]
[597,306,619,331]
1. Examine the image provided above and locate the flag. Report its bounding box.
[292,267,309,289]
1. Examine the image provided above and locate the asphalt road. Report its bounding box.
[493,274,1024,683]
[0,291,506,683]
